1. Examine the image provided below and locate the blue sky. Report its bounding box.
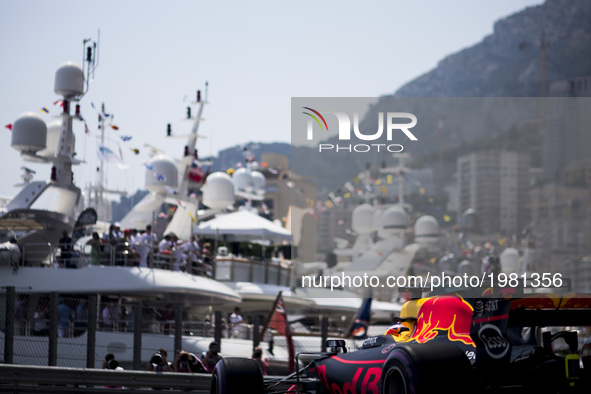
[0,0,544,199]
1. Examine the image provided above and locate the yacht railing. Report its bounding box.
[9,242,291,286]
[214,255,292,286]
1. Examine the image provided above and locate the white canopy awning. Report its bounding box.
[194,209,292,243]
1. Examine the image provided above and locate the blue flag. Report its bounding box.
[348,296,372,339]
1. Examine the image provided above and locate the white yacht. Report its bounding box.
[0,48,243,368]
[297,157,446,314]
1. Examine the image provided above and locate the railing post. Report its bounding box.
[86,294,97,368]
[174,303,183,354]
[264,260,268,284]
[320,316,329,352]
[252,315,261,350]
[214,311,222,351]
[48,292,59,366]
[133,302,142,370]
[4,286,15,364]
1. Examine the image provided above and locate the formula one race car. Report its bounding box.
[211,286,591,393]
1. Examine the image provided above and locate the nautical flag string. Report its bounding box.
[97,144,129,170]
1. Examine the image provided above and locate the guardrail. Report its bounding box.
[0,364,211,393]
[12,243,291,284]
[214,256,291,286]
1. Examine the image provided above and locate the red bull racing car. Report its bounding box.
[211,288,591,393]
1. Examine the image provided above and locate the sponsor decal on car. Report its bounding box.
[478,324,510,359]
[412,295,476,346]
[317,364,381,394]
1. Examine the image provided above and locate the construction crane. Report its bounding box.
[518,28,591,172]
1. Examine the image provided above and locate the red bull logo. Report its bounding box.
[411,295,475,346]
[317,364,381,394]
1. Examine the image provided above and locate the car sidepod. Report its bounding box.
[313,336,395,394]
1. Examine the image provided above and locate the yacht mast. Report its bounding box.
[176,83,208,198]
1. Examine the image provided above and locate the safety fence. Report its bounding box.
[0,363,211,393]
[1,287,351,375]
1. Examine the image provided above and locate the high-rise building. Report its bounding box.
[456,151,530,235]
[529,164,591,277]
[545,78,591,178]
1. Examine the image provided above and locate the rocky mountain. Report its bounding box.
[243,0,591,193]
[311,0,591,192]
[213,143,291,172]
[120,1,591,200]
[395,0,591,97]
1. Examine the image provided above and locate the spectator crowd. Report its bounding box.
[82,223,215,275]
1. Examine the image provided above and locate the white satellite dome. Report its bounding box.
[500,248,520,274]
[438,253,456,274]
[145,154,178,194]
[251,170,266,196]
[373,208,384,230]
[54,62,84,98]
[351,204,374,234]
[38,120,62,159]
[415,215,440,238]
[461,208,479,232]
[377,205,407,238]
[202,172,235,210]
[232,168,254,193]
[457,260,476,276]
[11,112,47,154]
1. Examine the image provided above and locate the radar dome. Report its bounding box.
[251,171,266,196]
[11,112,47,154]
[232,168,254,193]
[415,215,439,238]
[145,154,178,194]
[373,208,384,230]
[457,260,476,276]
[202,172,235,210]
[54,62,84,98]
[38,120,62,158]
[351,204,374,234]
[460,208,479,232]
[500,248,520,274]
[438,253,456,274]
[377,205,407,238]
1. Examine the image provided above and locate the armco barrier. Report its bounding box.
[0,364,211,393]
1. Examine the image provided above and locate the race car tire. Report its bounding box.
[380,342,474,394]
[210,357,264,394]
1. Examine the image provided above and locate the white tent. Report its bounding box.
[194,209,292,242]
